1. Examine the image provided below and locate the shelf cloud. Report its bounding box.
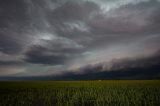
[0,0,160,78]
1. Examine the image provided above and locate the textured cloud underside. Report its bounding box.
[0,0,160,77]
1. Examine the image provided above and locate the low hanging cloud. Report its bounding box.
[24,34,84,65]
[0,0,160,78]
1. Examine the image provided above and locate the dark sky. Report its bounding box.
[0,0,160,77]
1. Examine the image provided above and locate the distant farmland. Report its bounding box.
[0,80,160,106]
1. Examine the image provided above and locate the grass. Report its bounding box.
[0,80,160,106]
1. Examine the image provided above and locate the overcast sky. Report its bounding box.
[0,0,160,77]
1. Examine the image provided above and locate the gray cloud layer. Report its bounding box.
[0,0,160,76]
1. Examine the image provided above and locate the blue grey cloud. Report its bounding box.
[0,0,160,77]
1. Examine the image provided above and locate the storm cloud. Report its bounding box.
[0,0,160,78]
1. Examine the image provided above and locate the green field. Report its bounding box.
[0,80,160,106]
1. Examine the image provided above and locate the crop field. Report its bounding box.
[0,80,160,106]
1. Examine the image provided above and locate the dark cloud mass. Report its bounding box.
[0,0,160,79]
